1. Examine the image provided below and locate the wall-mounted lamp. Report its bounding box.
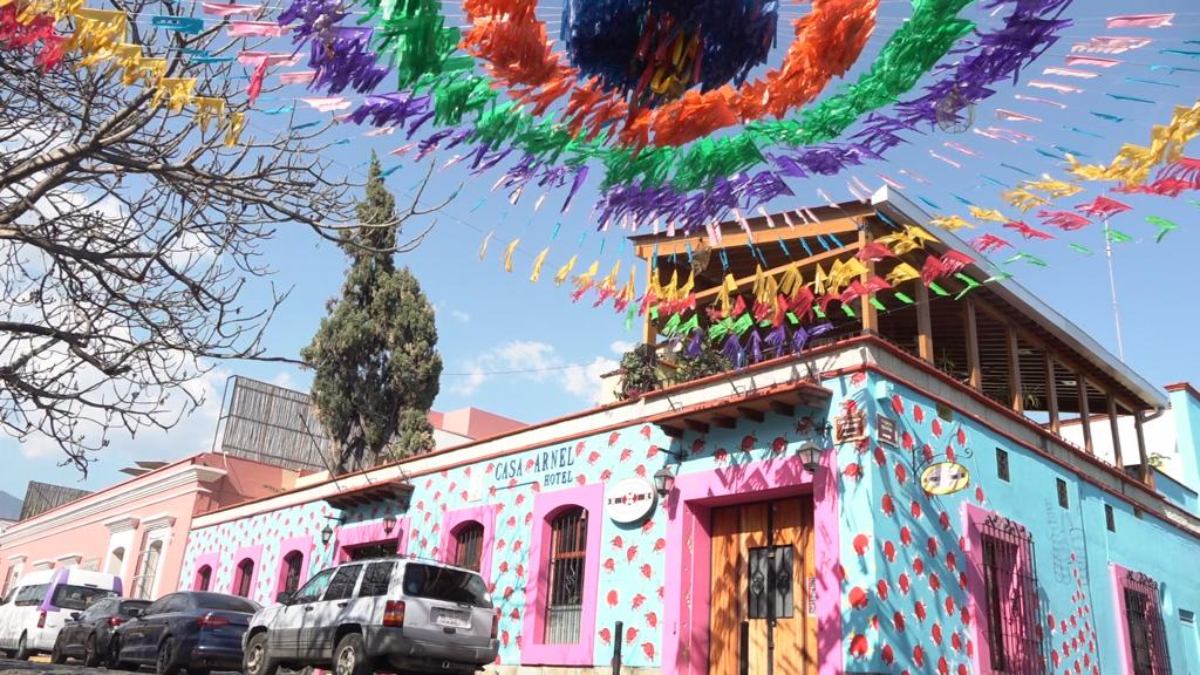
[320,523,334,546]
[653,465,677,498]
[382,514,397,535]
[797,442,825,473]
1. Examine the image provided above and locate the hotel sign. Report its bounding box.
[494,445,577,487]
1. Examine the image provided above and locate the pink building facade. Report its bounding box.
[0,453,297,601]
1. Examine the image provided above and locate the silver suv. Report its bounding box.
[242,557,498,675]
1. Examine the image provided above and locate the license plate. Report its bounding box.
[433,610,469,629]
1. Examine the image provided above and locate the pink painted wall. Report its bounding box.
[0,453,295,599]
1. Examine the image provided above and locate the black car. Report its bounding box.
[51,597,151,666]
[108,592,260,675]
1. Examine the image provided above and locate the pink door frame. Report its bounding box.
[662,452,842,675]
[334,518,410,563]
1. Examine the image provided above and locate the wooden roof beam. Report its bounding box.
[634,218,861,259]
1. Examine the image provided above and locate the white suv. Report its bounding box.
[242,557,498,675]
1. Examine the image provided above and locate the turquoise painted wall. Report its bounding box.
[179,369,1200,673]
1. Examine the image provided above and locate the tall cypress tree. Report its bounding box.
[302,153,443,473]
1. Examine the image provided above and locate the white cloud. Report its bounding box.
[450,309,471,323]
[451,341,618,404]
[609,340,636,356]
[434,302,471,324]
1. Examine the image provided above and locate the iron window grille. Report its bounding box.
[281,551,304,595]
[1123,570,1172,675]
[454,522,485,572]
[195,565,212,592]
[1056,478,1069,509]
[980,514,1046,674]
[747,546,795,620]
[1105,504,1116,533]
[996,448,1010,482]
[545,507,588,645]
[234,558,254,597]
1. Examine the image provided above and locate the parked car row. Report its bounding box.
[0,556,499,675]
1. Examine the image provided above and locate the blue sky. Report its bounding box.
[3,0,1199,498]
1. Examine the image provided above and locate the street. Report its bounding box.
[0,658,240,675]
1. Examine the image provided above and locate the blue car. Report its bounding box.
[108,592,260,675]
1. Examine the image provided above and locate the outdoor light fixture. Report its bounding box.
[383,514,397,535]
[320,523,334,546]
[653,465,677,498]
[797,442,824,473]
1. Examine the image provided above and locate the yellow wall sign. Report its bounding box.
[919,461,971,496]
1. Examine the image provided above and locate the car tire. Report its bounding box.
[188,669,210,675]
[156,637,181,675]
[242,632,278,675]
[84,633,101,667]
[50,634,67,664]
[107,636,135,671]
[14,632,31,660]
[332,633,371,675]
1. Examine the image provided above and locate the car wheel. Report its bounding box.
[14,632,31,660]
[332,633,371,675]
[156,637,180,675]
[83,633,101,667]
[242,632,278,675]
[50,634,67,664]
[107,636,134,670]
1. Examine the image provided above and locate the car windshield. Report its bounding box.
[51,585,117,611]
[119,600,152,616]
[402,564,491,608]
[193,593,259,613]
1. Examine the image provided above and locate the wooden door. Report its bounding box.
[709,499,816,675]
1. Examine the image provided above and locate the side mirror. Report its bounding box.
[70,612,82,621]
[275,592,293,605]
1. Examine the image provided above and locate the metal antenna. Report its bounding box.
[1102,218,1126,361]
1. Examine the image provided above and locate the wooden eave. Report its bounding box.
[649,381,832,438]
[323,479,414,510]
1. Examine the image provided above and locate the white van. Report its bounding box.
[0,568,121,659]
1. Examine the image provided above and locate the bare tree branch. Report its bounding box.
[0,0,443,473]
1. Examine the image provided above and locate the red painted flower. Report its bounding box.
[627,545,639,562]
[849,634,869,658]
[645,611,658,628]
[913,405,924,423]
[891,395,904,415]
[898,573,911,595]
[873,446,886,467]
[895,463,908,484]
[606,590,619,607]
[646,444,659,458]
[876,580,889,600]
[598,627,611,644]
[587,451,602,464]
[619,448,633,462]
[881,494,896,516]
[740,435,757,452]
[641,425,652,439]
[914,601,927,622]
[844,463,863,480]
[848,586,869,609]
[625,626,638,644]
[608,432,620,446]
[853,534,870,556]
[631,593,646,609]
[641,564,653,579]
[931,418,942,438]
[883,540,897,563]
[641,642,655,660]
[893,611,906,631]
[881,644,894,665]
[772,436,788,453]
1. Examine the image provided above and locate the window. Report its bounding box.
[195,593,258,613]
[1120,571,1172,675]
[292,568,335,604]
[118,600,151,617]
[324,565,362,601]
[234,558,255,598]
[141,596,169,616]
[1056,478,1069,509]
[453,522,485,572]
[1105,504,1116,532]
[281,552,305,595]
[979,514,1044,674]
[195,565,213,591]
[51,585,116,611]
[545,507,588,645]
[15,584,49,606]
[996,448,1010,482]
[131,539,163,600]
[402,564,490,607]
[162,594,190,613]
[360,562,395,597]
[107,547,125,576]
